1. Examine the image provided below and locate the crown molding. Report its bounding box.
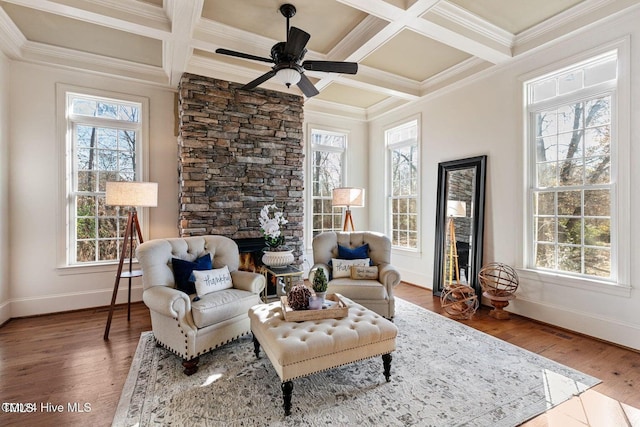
[0,6,25,59]
[22,41,168,84]
[431,2,515,49]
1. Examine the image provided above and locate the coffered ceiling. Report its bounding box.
[0,0,634,119]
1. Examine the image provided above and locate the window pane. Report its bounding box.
[584,190,610,216]
[534,192,555,215]
[76,240,96,263]
[558,245,581,273]
[536,162,557,187]
[535,243,555,269]
[584,218,610,247]
[536,217,555,242]
[557,191,581,216]
[584,248,610,277]
[558,217,581,244]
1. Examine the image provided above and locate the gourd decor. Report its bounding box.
[287,284,311,310]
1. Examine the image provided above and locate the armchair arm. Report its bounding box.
[378,263,401,289]
[143,285,192,320]
[309,263,330,284]
[231,270,266,294]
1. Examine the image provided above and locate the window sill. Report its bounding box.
[56,260,139,276]
[392,247,421,257]
[516,268,631,298]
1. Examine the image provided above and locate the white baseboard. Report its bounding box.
[0,299,10,325]
[397,269,429,288]
[7,286,144,318]
[509,297,640,351]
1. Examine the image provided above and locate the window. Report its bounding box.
[386,119,419,250]
[525,51,618,281]
[310,128,346,237]
[65,91,146,265]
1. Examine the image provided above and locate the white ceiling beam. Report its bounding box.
[164,0,204,87]
[336,0,511,64]
[2,0,170,39]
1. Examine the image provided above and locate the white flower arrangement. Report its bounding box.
[259,204,288,250]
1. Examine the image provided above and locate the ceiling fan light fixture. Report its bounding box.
[275,68,301,88]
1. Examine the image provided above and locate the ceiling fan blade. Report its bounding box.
[302,61,358,74]
[297,73,320,98]
[215,48,273,64]
[242,70,277,90]
[284,27,310,59]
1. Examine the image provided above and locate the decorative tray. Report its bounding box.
[280,293,348,321]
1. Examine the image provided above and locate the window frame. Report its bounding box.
[307,126,347,244]
[519,39,630,295]
[385,117,420,252]
[57,84,150,271]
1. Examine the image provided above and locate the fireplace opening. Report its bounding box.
[234,237,277,297]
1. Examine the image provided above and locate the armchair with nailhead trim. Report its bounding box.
[136,235,265,375]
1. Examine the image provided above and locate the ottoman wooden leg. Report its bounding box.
[252,334,261,359]
[382,353,392,382]
[282,380,293,416]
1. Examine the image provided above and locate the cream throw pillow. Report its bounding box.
[351,265,379,280]
[193,266,233,297]
[332,258,370,278]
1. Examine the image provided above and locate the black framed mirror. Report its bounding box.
[433,155,487,297]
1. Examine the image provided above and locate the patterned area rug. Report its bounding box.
[113,298,599,426]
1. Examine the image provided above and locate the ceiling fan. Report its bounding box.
[215,3,358,98]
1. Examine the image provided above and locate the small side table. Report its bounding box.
[104,268,142,340]
[260,265,304,302]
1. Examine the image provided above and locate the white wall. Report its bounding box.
[0,52,9,324]
[8,62,179,317]
[369,9,640,350]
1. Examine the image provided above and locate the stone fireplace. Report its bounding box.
[176,73,305,264]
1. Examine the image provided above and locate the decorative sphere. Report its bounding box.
[287,284,311,310]
[478,262,519,297]
[441,284,478,320]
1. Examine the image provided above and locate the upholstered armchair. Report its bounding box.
[135,235,265,375]
[310,231,401,318]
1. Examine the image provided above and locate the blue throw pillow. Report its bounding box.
[338,243,369,260]
[171,254,212,295]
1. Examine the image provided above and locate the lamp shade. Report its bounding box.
[447,200,466,217]
[106,181,158,207]
[275,68,301,88]
[332,187,365,208]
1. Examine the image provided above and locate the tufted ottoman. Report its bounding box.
[248,295,398,416]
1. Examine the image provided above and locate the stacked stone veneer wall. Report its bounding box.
[177,73,304,256]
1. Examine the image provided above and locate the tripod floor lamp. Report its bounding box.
[332,187,365,232]
[445,200,466,288]
[103,181,158,340]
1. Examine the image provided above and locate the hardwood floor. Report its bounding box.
[0,282,638,426]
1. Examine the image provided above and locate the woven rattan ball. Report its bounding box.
[478,262,519,297]
[287,284,311,310]
[440,284,478,320]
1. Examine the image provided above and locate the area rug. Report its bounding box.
[113,298,599,426]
